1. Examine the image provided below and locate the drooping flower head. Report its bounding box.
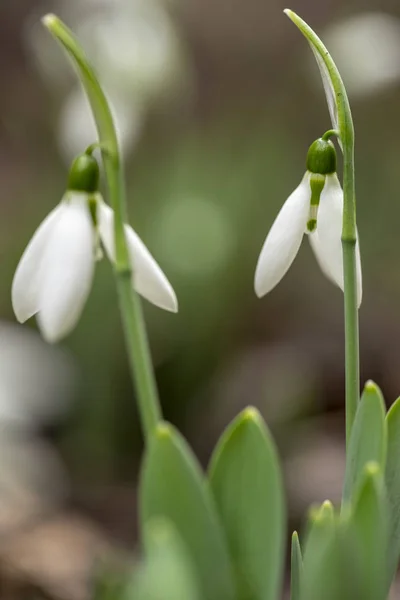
[254,135,362,305]
[12,151,177,343]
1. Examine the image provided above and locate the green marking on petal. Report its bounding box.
[307,219,317,232]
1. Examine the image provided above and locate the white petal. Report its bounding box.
[309,174,362,307]
[12,204,65,323]
[254,173,311,297]
[37,194,95,343]
[98,200,178,312]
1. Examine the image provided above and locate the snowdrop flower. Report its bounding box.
[254,137,362,306]
[12,152,178,343]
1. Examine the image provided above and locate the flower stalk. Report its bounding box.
[284,10,360,448]
[42,14,162,441]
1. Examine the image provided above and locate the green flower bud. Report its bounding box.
[306,138,337,175]
[67,153,100,193]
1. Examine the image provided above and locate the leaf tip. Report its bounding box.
[41,13,58,29]
[311,500,334,524]
[283,9,295,22]
[321,499,334,513]
[241,406,261,423]
[155,422,173,441]
[364,460,380,477]
[292,530,299,543]
[364,379,378,393]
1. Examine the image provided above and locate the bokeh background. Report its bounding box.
[1,0,400,597]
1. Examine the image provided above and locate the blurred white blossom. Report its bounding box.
[26,0,192,162]
[321,13,400,97]
[0,322,76,524]
[75,0,189,104]
[58,87,143,161]
[0,322,75,428]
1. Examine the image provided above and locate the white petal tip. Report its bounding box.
[41,332,61,345]
[155,291,179,313]
[11,291,35,324]
[14,314,27,325]
[254,281,265,299]
[38,323,63,345]
[38,316,72,344]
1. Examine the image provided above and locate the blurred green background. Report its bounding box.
[2,0,400,585]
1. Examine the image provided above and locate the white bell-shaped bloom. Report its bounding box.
[254,171,362,306]
[12,192,178,343]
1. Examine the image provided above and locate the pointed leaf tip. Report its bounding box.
[42,13,58,28]
[140,423,236,600]
[209,409,285,600]
[241,406,262,423]
[365,461,380,477]
[342,382,386,505]
[155,422,173,441]
[365,380,379,392]
[290,531,302,600]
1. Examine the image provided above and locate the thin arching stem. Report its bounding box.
[43,14,162,442]
[284,10,360,448]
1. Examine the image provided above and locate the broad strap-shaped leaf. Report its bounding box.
[342,381,386,505]
[301,501,336,600]
[139,422,236,600]
[385,396,400,583]
[301,502,363,600]
[208,407,286,600]
[290,531,303,600]
[130,518,200,600]
[349,463,387,600]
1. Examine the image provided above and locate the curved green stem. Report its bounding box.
[43,14,161,442]
[321,129,339,141]
[284,10,359,448]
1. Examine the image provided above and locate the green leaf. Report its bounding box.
[139,422,236,600]
[290,532,303,600]
[385,396,400,582]
[349,463,387,600]
[301,502,362,600]
[129,518,200,600]
[92,561,130,600]
[208,407,286,600]
[342,381,386,505]
[303,501,335,571]
[301,501,336,600]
